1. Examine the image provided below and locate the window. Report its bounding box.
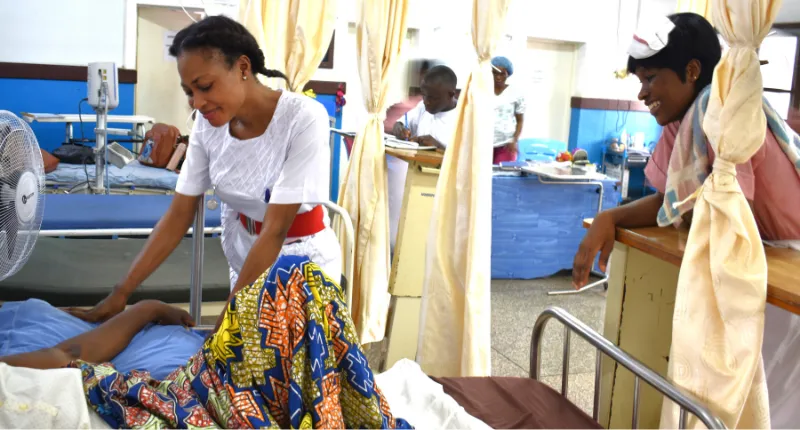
[761,29,799,119]
[319,33,335,69]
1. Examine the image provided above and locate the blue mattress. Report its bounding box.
[42,194,222,230]
[46,161,179,190]
[0,299,203,380]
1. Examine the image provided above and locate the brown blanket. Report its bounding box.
[433,376,602,429]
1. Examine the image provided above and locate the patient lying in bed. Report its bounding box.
[0,255,410,429]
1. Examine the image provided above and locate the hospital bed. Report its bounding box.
[46,161,179,195]
[0,189,723,428]
[0,301,725,429]
[23,113,180,195]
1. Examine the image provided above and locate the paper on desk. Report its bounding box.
[384,136,435,150]
[763,240,800,252]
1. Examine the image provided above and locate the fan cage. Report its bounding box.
[0,110,46,281]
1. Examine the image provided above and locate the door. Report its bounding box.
[135,6,198,134]
[512,39,578,143]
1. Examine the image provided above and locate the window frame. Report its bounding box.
[764,24,800,112]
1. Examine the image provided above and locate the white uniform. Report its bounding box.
[176,91,341,289]
[387,101,458,251]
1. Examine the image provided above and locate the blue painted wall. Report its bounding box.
[568,107,662,164]
[0,78,136,152]
[313,93,344,201]
[568,106,661,198]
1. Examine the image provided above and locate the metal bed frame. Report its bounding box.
[530,306,726,429]
[187,198,355,325]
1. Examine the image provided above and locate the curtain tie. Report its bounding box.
[367,112,386,122]
[727,42,760,51]
[712,157,737,177]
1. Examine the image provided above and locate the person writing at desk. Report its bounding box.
[386,65,459,251]
[572,12,800,289]
[390,65,459,149]
[68,15,341,323]
[491,56,526,164]
[383,59,440,133]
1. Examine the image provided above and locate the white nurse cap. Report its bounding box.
[628,16,676,60]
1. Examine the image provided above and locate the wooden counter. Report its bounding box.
[583,219,800,315]
[587,218,800,428]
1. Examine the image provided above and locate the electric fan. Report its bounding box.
[0,110,45,281]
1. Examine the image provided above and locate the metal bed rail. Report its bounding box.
[530,306,726,430]
[40,226,222,237]
[188,199,356,324]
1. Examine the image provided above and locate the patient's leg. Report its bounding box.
[0,300,193,370]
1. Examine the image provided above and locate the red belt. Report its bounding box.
[239,205,325,238]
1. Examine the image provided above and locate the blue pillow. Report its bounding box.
[0,299,204,380]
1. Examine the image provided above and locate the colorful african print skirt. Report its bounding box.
[72,255,411,429]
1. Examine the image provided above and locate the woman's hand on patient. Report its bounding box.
[66,290,128,323]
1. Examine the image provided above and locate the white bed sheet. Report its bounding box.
[375,359,491,429]
[46,161,179,190]
[0,358,488,429]
[0,363,109,429]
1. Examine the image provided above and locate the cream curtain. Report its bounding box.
[676,0,712,19]
[415,0,510,377]
[660,0,781,428]
[337,0,408,343]
[239,0,337,92]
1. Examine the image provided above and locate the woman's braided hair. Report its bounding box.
[169,15,289,83]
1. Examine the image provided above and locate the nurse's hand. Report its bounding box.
[572,211,616,289]
[65,290,128,323]
[392,122,412,140]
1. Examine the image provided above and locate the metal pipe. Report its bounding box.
[530,307,726,430]
[321,201,355,309]
[633,376,640,429]
[561,326,571,396]
[593,350,602,421]
[189,197,206,323]
[39,227,222,237]
[679,407,688,429]
[65,122,73,144]
[98,127,135,136]
[94,99,107,193]
[548,275,608,296]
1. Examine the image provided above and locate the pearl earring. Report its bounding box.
[243,74,247,80]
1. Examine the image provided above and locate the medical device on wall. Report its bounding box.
[87,62,119,110]
[0,111,45,281]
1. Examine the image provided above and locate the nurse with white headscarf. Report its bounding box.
[491,56,526,164]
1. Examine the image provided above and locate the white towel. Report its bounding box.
[0,363,109,429]
[375,359,491,429]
